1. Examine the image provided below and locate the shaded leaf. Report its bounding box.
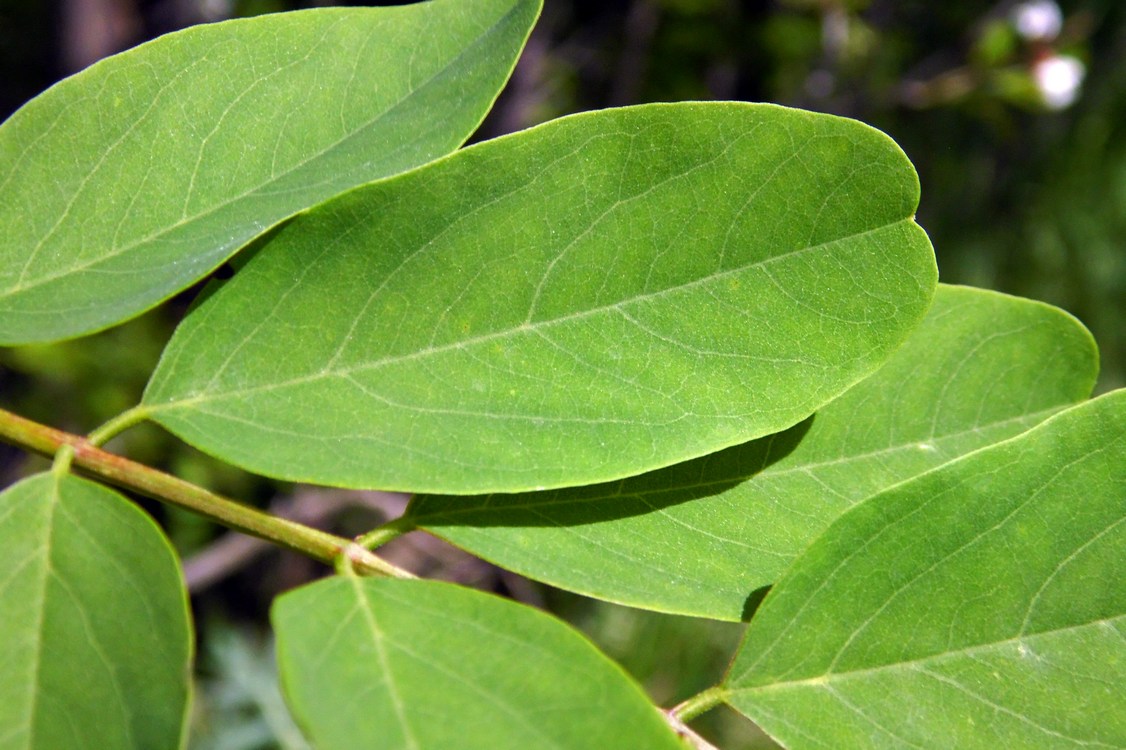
[724,389,1126,749]
[0,473,192,750]
[0,0,540,344]
[412,285,1098,619]
[144,102,936,493]
[272,577,683,750]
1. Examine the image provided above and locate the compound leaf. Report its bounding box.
[0,0,540,343]
[411,285,1098,619]
[144,102,936,493]
[724,389,1126,749]
[0,473,192,750]
[273,577,683,750]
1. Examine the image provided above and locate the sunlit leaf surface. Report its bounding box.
[413,285,1098,619]
[0,0,540,343]
[273,578,683,750]
[145,102,936,493]
[0,473,192,750]
[725,390,1126,749]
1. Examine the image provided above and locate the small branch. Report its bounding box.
[356,514,416,550]
[51,443,76,476]
[662,711,721,750]
[184,528,272,592]
[663,686,729,750]
[184,488,407,592]
[87,404,151,446]
[670,685,728,723]
[0,406,413,579]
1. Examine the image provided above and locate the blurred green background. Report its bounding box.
[1,1,1123,747]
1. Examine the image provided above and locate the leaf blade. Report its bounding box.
[272,577,684,750]
[411,285,1099,619]
[0,0,541,343]
[144,102,937,493]
[0,473,192,750]
[724,389,1126,749]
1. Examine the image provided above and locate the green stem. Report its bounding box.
[335,542,370,577]
[87,405,152,446]
[670,685,728,723]
[51,444,75,476]
[356,514,417,550]
[0,406,413,580]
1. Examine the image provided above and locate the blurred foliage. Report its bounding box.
[1,1,1123,747]
[190,621,310,750]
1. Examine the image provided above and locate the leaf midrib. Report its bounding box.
[728,614,1125,695]
[349,576,421,750]
[22,476,58,750]
[149,217,919,409]
[0,1,526,300]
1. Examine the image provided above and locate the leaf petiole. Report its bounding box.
[87,404,153,446]
[356,514,417,550]
[51,443,75,476]
[669,685,728,723]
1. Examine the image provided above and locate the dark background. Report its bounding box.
[1,1,1123,747]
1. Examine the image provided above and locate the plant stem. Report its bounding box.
[87,404,152,446]
[51,443,75,476]
[661,712,721,750]
[356,514,417,549]
[0,406,413,580]
[669,685,728,723]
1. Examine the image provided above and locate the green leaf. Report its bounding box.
[724,389,1126,749]
[143,102,936,493]
[0,0,541,344]
[0,473,192,750]
[272,577,683,750]
[411,285,1098,619]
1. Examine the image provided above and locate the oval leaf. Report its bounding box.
[272,577,683,750]
[143,102,936,493]
[0,473,192,750]
[411,285,1098,619]
[724,389,1126,749]
[0,0,541,344]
